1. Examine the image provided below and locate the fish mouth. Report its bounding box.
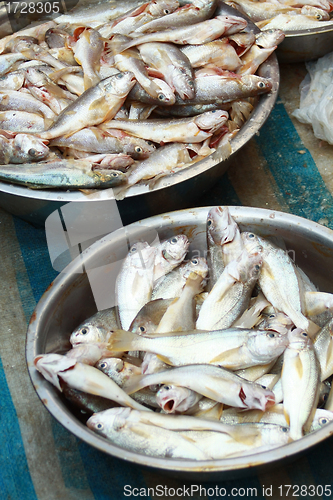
[161,398,177,413]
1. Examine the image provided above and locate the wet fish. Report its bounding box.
[34,353,151,411]
[180,38,242,71]
[101,110,229,143]
[130,299,174,334]
[153,234,189,282]
[152,257,208,300]
[39,72,136,140]
[115,241,157,330]
[0,158,127,189]
[156,272,204,333]
[134,0,218,33]
[138,42,195,99]
[87,411,210,460]
[196,248,262,330]
[50,126,156,160]
[123,364,275,410]
[114,15,248,51]
[71,28,104,90]
[281,328,320,440]
[0,89,56,120]
[313,317,333,381]
[107,327,289,369]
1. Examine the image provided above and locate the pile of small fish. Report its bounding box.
[224,0,333,30]
[35,206,333,461]
[0,0,281,193]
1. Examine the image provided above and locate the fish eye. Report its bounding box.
[158,93,166,101]
[112,172,119,177]
[269,314,275,319]
[248,233,255,238]
[139,326,146,332]
[254,264,260,271]
[170,237,178,244]
[116,73,124,79]
[135,146,142,153]
[207,219,212,227]
[28,148,37,157]
[302,332,308,337]
[268,332,276,338]
[191,258,199,265]
[319,417,328,425]
[163,8,170,13]
[80,327,89,335]
[258,81,265,88]
[164,385,171,390]
[281,427,288,433]
[99,362,107,369]
[96,423,104,430]
[147,141,153,145]
[130,245,137,252]
[261,385,266,389]
[316,13,322,18]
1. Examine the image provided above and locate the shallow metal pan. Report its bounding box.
[0,2,279,226]
[26,206,333,481]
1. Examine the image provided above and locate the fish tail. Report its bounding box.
[107,329,145,353]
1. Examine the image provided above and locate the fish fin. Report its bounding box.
[107,329,143,353]
[156,354,174,365]
[227,426,262,445]
[283,408,290,426]
[127,422,154,439]
[307,320,320,339]
[294,354,303,379]
[209,347,242,366]
[122,374,145,395]
[326,338,333,369]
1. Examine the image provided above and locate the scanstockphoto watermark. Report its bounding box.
[123,484,259,497]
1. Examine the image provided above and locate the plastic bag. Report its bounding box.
[292,51,333,145]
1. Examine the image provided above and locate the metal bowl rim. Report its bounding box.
[26,205,333,473]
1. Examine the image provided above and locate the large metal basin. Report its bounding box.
[277,24,333,63]
[26,206,333,481]
[0,2,279,226]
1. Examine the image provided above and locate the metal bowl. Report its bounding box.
[26,206,333,480]
[0,2,279,227]
[277,23,333,63]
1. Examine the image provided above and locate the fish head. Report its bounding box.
[13,134,49,161]
[34,353,76,392]
[96,357,124,376]
[70,320,108,346]
[207,206,237,245]
[104,71,136,98]
[87,407,130,435]
[156,384,195,413]
[312,410,333,432]
[127,241,157,271]
[242,75,273,96]
[232,248,263,284]
[260,423,290,446]
[240,383,275,411]
[216,14,248,33]
[255,29,285,49]
[247,329,290,363]
[152,78,176,105]
[300,5,330,19]
[194,110,229,131]
[185,256,209,280]
[287,327,313,349]
[162,234,189,263]
[258,312,294,335]
[241,231,263,255]
[148,0,180,17]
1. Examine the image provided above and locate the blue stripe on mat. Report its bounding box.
[0,357,37,500]
[78,441,151,500]
[255,98,333,229]
[13,216,59,304]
